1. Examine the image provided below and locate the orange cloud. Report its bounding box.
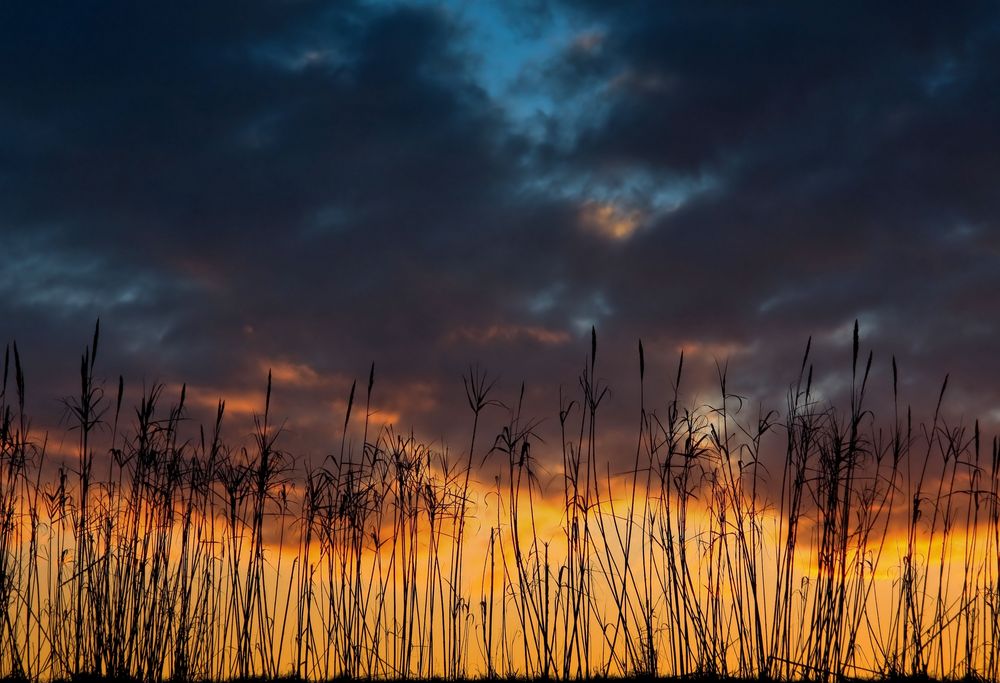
[579,200,645,241]
[179,383,263,416]
[264,359,324,387]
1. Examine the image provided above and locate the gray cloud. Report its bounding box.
[2,1,999,467]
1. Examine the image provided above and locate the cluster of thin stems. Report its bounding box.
[0,322,998,681]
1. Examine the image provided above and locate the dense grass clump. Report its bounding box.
[0,322,998,682]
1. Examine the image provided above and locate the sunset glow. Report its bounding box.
[2,3,999,683]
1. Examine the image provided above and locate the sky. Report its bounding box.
[3,1,1000,465]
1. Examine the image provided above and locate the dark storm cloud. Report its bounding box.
[0,0,594,446]
[525,1,1000,413]
[2,1,999,463]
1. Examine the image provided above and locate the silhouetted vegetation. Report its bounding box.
[0,322,997,682]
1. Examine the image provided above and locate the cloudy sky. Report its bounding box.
[3,1,999,462]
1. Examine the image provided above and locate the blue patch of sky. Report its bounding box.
[360,1,724,219]
[367,0,582,136]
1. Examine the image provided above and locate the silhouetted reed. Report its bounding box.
[0,321,997,682]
